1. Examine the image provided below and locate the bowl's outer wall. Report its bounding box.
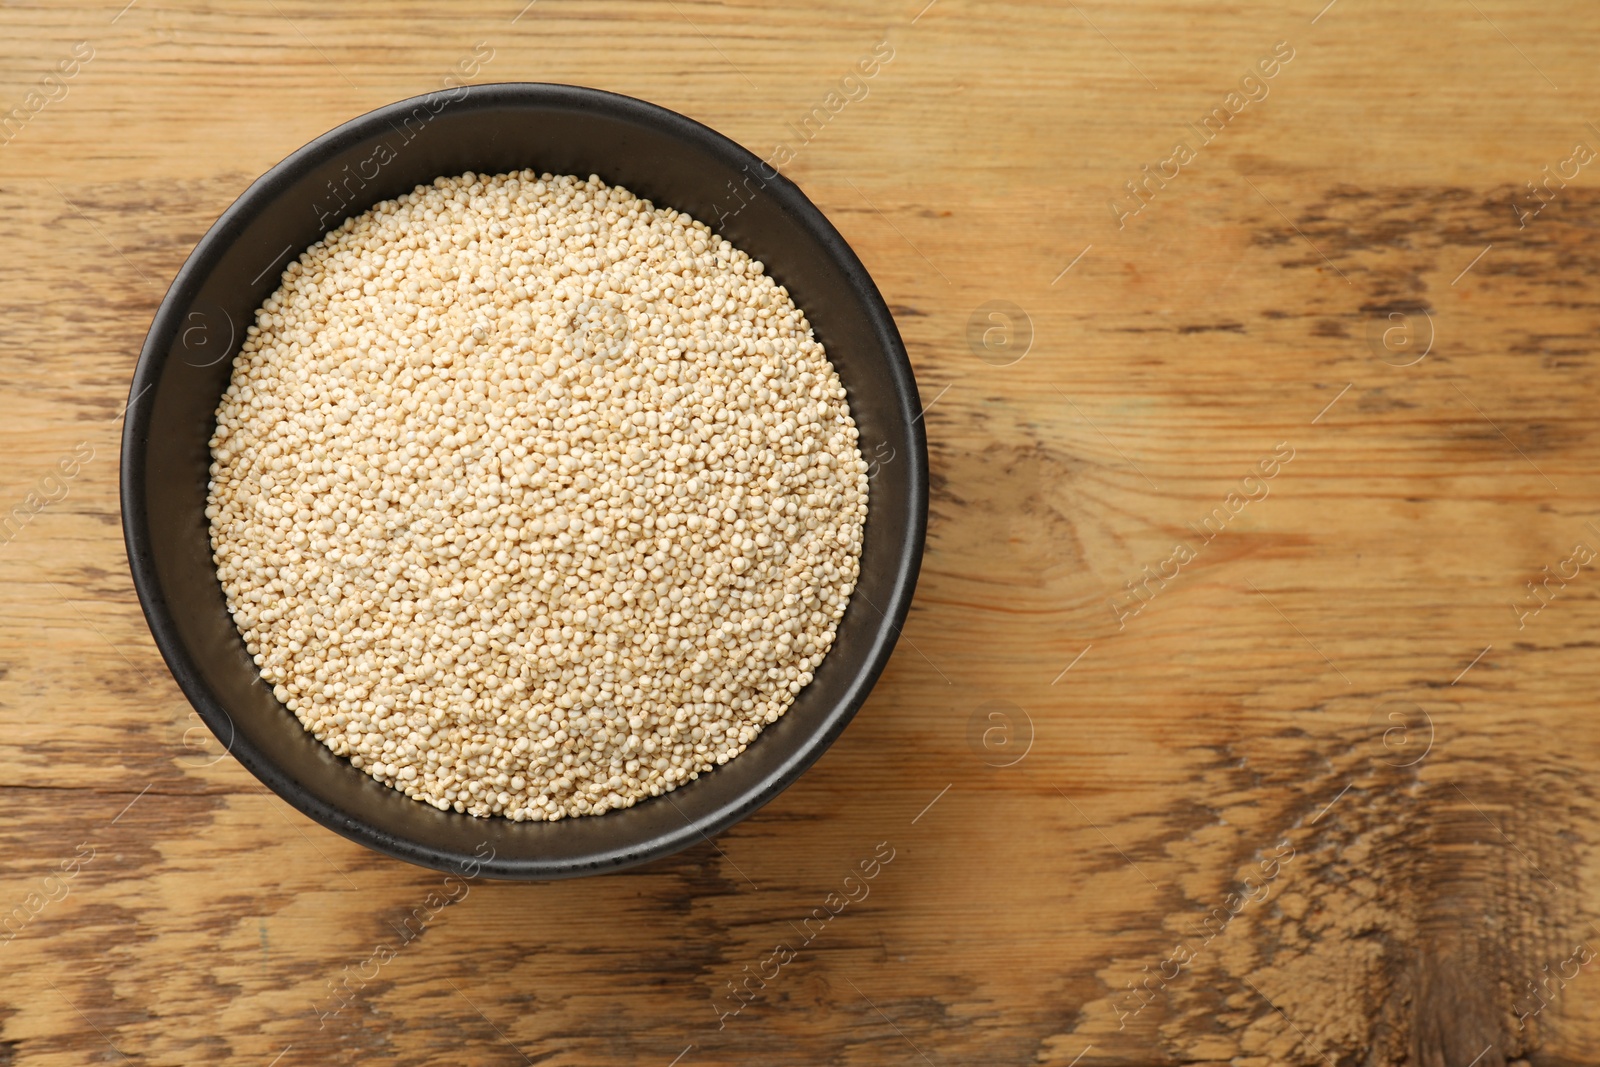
[122,83,927,879]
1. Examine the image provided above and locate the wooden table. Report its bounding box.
[3,1,1598,1064]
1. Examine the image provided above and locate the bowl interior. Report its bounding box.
[123,83,925,879]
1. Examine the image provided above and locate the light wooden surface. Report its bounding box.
[4,1,1600,1064]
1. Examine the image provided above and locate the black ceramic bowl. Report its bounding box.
[121,83,926,879]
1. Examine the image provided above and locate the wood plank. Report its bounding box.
[2,1,1598,1064]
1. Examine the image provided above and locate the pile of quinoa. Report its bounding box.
[206,171,868,821]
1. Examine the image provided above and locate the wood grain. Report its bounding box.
[3,1,1600,1064]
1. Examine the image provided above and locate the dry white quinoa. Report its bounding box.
[207,171,868,821]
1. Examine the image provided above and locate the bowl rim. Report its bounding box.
[121,81,928,879]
